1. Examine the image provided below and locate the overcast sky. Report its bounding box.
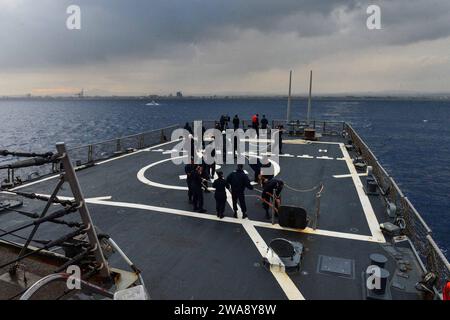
[0,0,449,96]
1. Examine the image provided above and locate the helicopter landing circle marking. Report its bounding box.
[137,156,280,190]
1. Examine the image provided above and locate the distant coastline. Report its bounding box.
[1,94,450,101]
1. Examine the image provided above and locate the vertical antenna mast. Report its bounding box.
[307,70,313,126]
[286,70,292,123]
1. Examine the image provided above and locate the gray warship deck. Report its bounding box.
[0,134,426,300]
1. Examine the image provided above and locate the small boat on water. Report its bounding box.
[146,100,160,106]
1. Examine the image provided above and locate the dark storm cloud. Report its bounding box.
[0,0,359,69]
[1,0,450,95]
[378,0,450,45]
[1,0,449,71]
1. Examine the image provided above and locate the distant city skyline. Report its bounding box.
[1,1,450,96]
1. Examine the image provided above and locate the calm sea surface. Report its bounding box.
[0,98,449,256]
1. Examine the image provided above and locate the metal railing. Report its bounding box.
[0,125,180,186]
[344,123,450,295]
[270,119,345,135]
[0,120,347,186]
[67,125,179,167]
[182,119,345,135]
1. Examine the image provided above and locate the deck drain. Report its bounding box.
[317,255,355,279]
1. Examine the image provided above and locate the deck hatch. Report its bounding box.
[317,255,355,279]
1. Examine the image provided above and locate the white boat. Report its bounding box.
[146,100,160,106]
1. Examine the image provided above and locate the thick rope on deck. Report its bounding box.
[284,182,324,193]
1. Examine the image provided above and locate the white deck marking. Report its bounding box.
[278,154,295,158]
[284,140,342,146]
[251,221,382,243]
[339,143,385,243]
[24,194,113,202]
[85,194,382,299]
[86,199,305,300]
[333,172,368,179]
[137,153,280,191]
[28,190,378,245]
[10,174,61,191]
[10,139,181,192]
[242,153,281,177]
[316,156,334,160]
[219,174,304,300]
[97,139,180,165]
[241,139,275,143]
[240,220,305,300]
[307,141,342,145]
[179,175,187,180]
[297,155,314,159]
[137,156,188,191]
[88,198,244,224]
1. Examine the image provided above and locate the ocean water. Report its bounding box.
[0,98,449,257]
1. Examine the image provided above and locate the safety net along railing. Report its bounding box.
[344,123,450,296]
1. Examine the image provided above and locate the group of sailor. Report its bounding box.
[183,115,285,219]
[184,161,284,220]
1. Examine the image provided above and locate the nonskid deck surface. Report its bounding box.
[0,136,424,300]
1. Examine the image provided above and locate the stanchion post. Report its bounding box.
[314,186,322,230]
[271,188,276,225]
